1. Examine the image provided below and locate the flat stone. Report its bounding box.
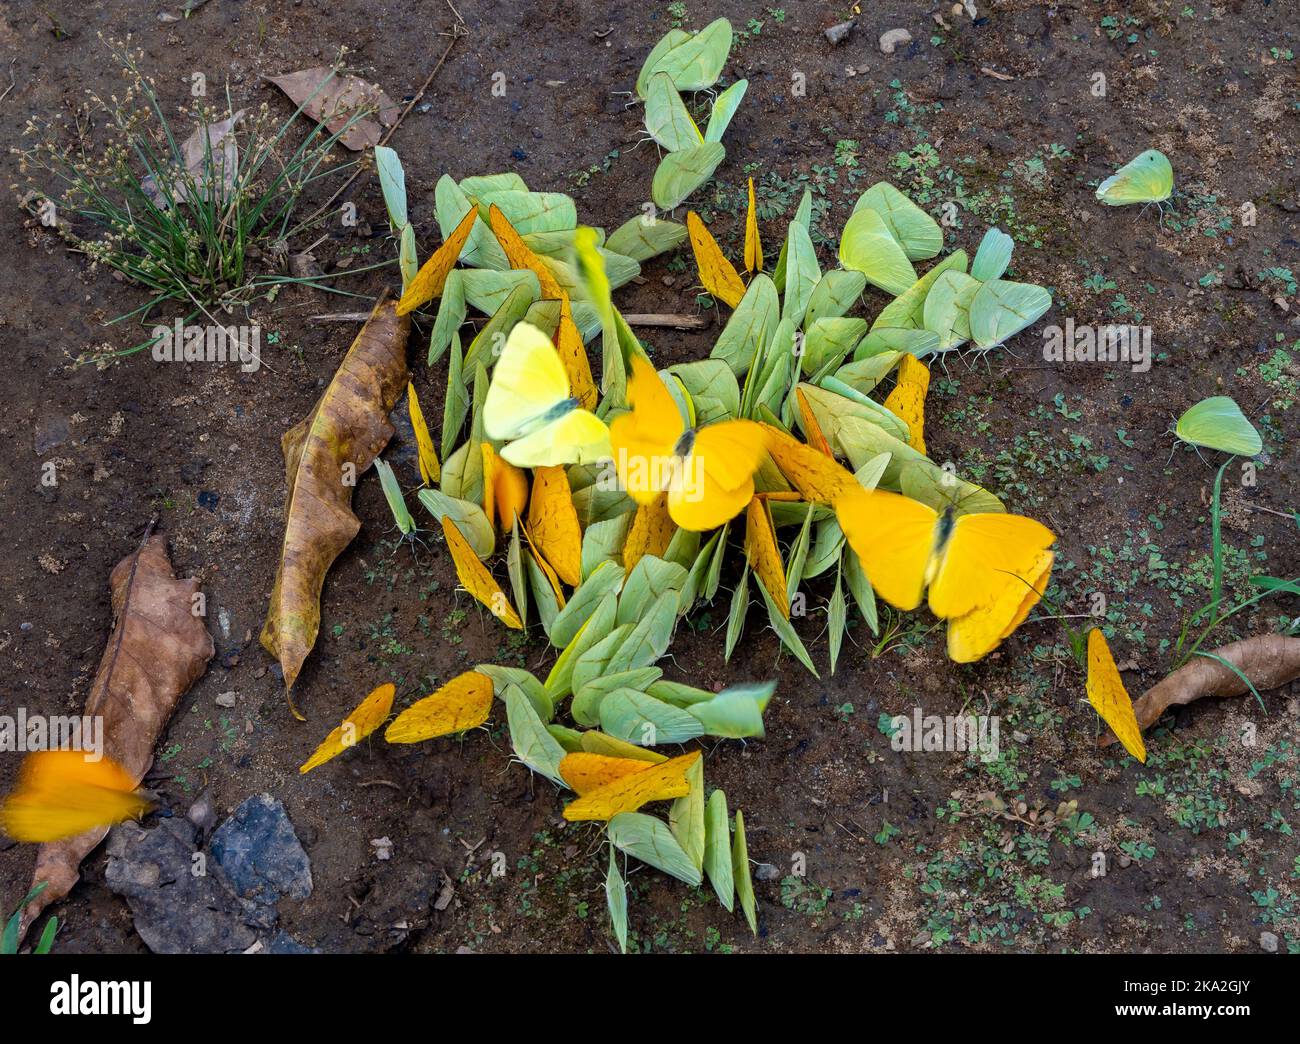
[210,793,313,905]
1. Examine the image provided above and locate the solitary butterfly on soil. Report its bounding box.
[1085,628,1146,762]
[373,457,417,539]
[836,484,1055,662]
[610,354,767,531]
[1174,395,1262,457]
[483,321,611,467]
[1095,149,1173,206]
[0,751,151,842]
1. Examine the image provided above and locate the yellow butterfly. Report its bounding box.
[610,354,767,531]
[483,322,611,468]
[1086,628,1146,762]
[837,485,1055,662]
[0,750,151,843]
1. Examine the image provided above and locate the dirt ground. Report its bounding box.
[1,0,1297,954]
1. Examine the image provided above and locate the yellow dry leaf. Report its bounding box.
[562,750,701,822]
[796,387,834,458]
[441,515,524,629]
[527,464,582,587]
[624,493,676,571]
[1086,628,1146,763]
[482,442,529,534]
[0,751,152,843]
[384,670,494,743]
[882,354,930,456]
[396,206,477,315]
[555,293,598,412]
[745,497,789,619]
[761,423,858,504]
[744,177,763,274]
[407,382,440,486]
[299,683,396,773]
[559,752,654,795]
[489,203,564,299]
[687,210,746,308]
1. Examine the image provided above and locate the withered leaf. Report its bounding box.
[18,530,213,944]
[261,292,410,713]
[266,67,400,151]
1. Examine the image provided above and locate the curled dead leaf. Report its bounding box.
[17,529,213,944]
[1099,634,1300,745]
[261,292,410,714]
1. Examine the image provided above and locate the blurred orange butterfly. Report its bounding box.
[0,750,151,843]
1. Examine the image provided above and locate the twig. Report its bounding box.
[301,4,467,227]
[624,312,710,330]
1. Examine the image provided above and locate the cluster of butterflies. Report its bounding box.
[0,23,1216,954]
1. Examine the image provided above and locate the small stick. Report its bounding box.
[624,312,710,330]
[301,4,467,227]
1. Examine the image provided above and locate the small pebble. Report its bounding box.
[1260,931,1278,953]
[879,28,912,54]
[824,19,855,45]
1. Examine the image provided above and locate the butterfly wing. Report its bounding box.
[610,354,686,504]
[946,548,1053,663]
[1086,628,1147,762]
[836,487,939,611]
[500,408,611,468]
[1175,395,1262,456]
[1095,149,1173,206]
[0,751,151,843]
[483,322,572,441]
[667,419,766,531]
[928,512,1055,620]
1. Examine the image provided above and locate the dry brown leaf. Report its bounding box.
[266,67,400,151]
[17,529,213,943]
[260,292,410,714]
[1099,634,1300,745]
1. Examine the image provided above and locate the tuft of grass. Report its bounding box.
[2,882,57,955]
[16,40,386,355]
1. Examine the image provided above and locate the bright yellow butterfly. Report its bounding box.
[483,322,611,468]
[1086,628,1146,762]
[0,750,151,842]
[882,353,930,456]
[837,486,1055,662]
[610,354,766,531]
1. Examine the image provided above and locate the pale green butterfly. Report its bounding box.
[838,207,916,296]
[1175,396,1262,456]
[635,18,733,98]
[851,182,943,261]
[969,279,1052,349]
[651,141,725,210]
[643,71,702,153]
[1096,149,1174,206]
[373,457,418,540]
[704,79,748,143]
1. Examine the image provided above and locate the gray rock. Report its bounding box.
[210,793,313,905]
[106,818,268,954]
[824,20,855,45]
[1260,931,1279,953]
[754,862,782,881]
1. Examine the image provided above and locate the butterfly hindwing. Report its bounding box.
[928,512,1056,620]
[483,322,572,441]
